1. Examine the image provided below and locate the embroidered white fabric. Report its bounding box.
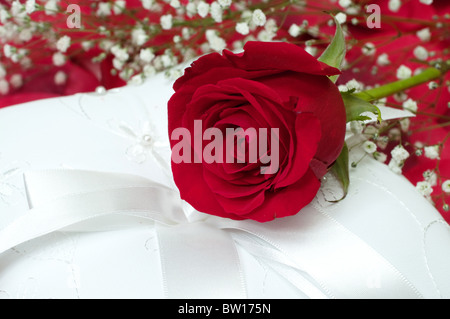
[0,71,449,299]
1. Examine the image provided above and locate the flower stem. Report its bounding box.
[354,67,444,102]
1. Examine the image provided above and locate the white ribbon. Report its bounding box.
[0,169,423,299]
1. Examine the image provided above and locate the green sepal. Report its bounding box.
[329,142,349,202]
[318,16,346,83]
[341,92,383,123]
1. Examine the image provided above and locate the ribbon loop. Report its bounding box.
[0,169,425,299]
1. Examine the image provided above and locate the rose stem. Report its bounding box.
[353,67,445,102]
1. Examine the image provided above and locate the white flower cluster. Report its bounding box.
[111,45,129,70]
[338,79,364,93]
[417,28,431,42]
[362,43,376,56]
[424,145,440,160]
[205,30,226,52]
[396,65,412,80]
[377,53,390,66]
[416,181,433,200]
[56,36,71,53]
[389,145,410,174]
[388,0,402,13]
[160,14,173,30]
[132,28,149,46]
[415,171,450,209]
[362,141,377,154]
[185,0,232,23]
[234,8,274,41]
[402,98,418,113]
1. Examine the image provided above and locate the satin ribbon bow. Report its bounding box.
[0,169,423,299]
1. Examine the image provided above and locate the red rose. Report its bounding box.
[168,41,346,222]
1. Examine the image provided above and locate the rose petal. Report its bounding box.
[242,168,321,222]
[223,41,341,76]
[204,168,270,199]
[171,161,226,215]
[259,72,346,167]
[275,113,322,188]
[213,188,266,215]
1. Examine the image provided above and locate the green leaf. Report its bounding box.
[329,143,349,202]
[341,92,383,123]
[318,16,346,83]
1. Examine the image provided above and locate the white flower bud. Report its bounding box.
[141,0,154,10]
[218,0,232,8]
[25,0,36,14]
[413,46,429,61]
[305,46,318,57]
[52,52,66,66]
[113,0,126,14]
[424,145,440,159]
[363,141,377,154]
[3,44,14,58]
[374,152,387,163]
[54,71,67,85]
[0,79,9,95]
[0,9,9,24]
[377,53,391,66]
[388,0,402,12]
[160,14,173,30]
[257,29,274,42]
[399,118,410,132]
[416,181,433,197]
[209,35,226,52]
[143,65,156,77]
[402,98,418,113]
[423,170,437,187]
[288,24,302,37]
[186,3,197,17]
[350,121,363,135]
[0,64,6,78]
[10,74,22,88]
[128,74,145,86]
[396,65,412,80]
[113,58,124,70]
[388,159,403,174]
[45,0,58,15]
[170,0,181,9]
[211,2,223,23]
[111,45,129,61]
[139,48,155,63]
[252,9,266,27]
[197,2,210,18]
[417,28,431,42]
[132,28,148,46]
[335,12,347,24]
[442,180,450,193]
[428,81,438,90]
[236,22,250,35]
[362,43,376,56]
[56,35,71,53]
[97,2,112,16]
[391,145,410,162]
[19,29,33,42]
[339,0,352,8]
